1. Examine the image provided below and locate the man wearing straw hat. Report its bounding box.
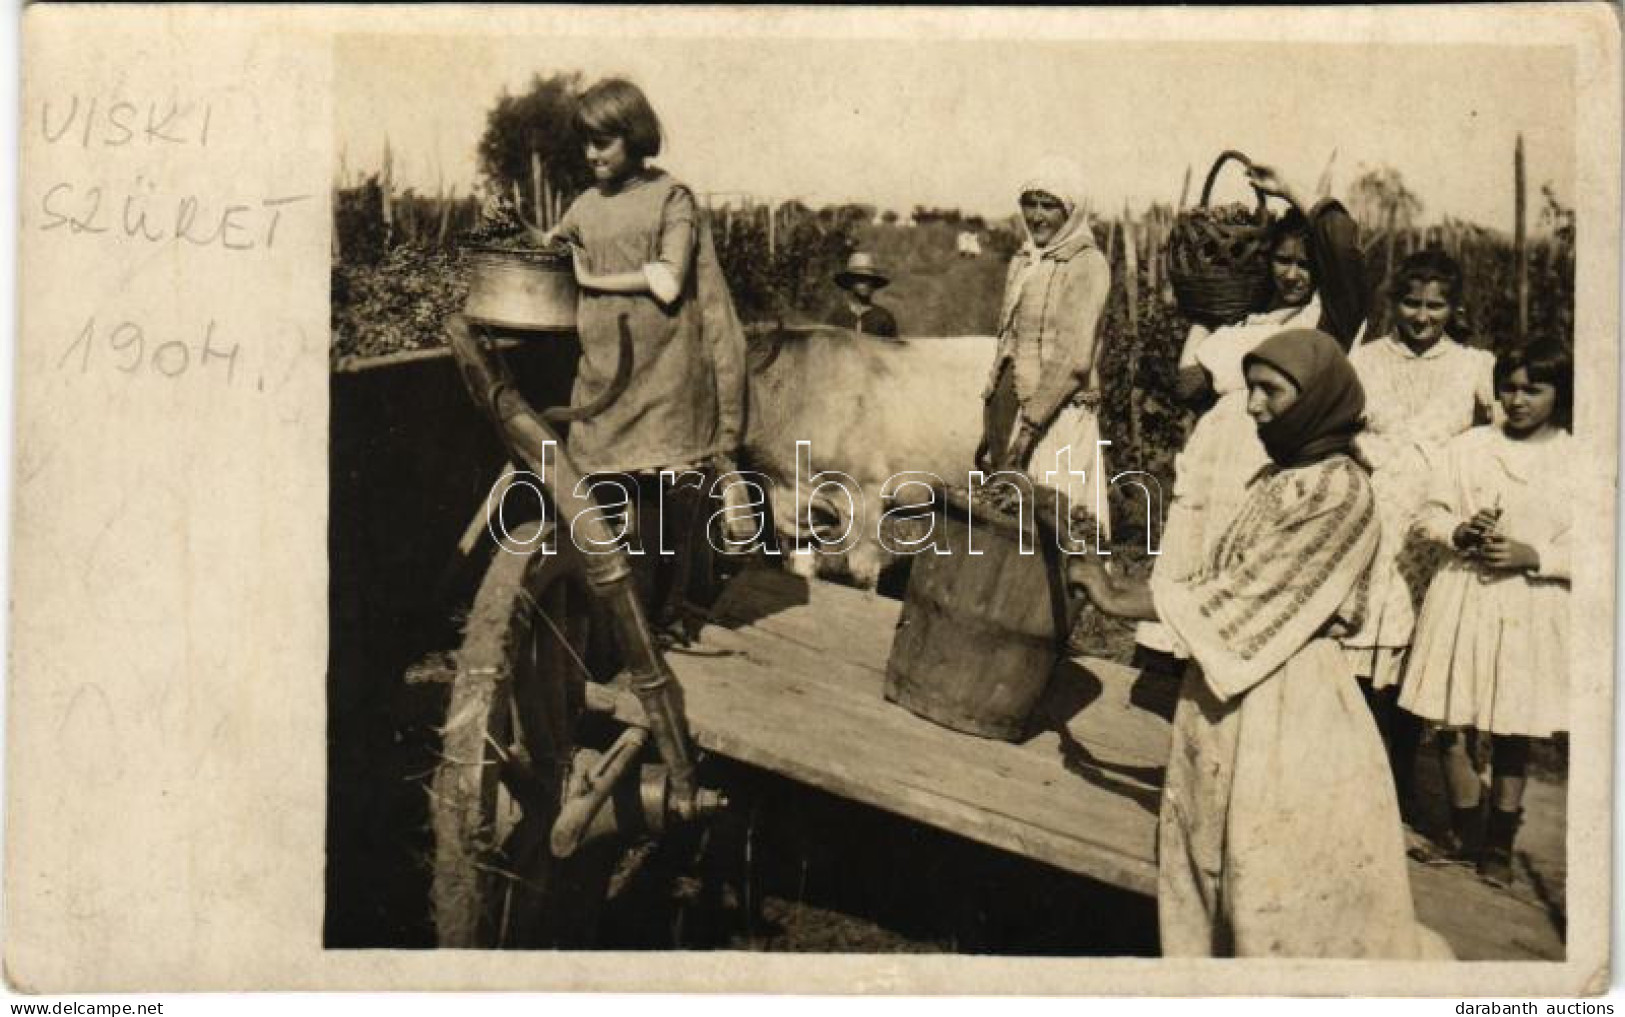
[832,251,900,339]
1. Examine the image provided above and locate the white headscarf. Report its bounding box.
[1015,154,1092,253]
[1000,154,1096,334]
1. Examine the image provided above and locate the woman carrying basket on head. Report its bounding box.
[1135,159,1368,665]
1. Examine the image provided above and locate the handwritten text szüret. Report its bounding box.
[40,182,312,251]
[34,95,315,250]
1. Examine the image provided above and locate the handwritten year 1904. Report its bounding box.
[59,316,240,385]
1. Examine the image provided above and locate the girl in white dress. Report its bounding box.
[1398,340,1572,886]
[1345,251,1495,821]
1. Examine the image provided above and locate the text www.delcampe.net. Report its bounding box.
[11,1006,164,1015]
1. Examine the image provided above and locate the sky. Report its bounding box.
[334,34,1575,230]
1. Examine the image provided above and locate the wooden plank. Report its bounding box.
[332,334,546,374]
[614,567,1166,891]
[688,619,1171,779]
[710,567,899,673]
[690,620,1168,790]
[624,566,1562,959]
[637,633,1161,893]
[658,622,1150,893]
[708,566,1176,767]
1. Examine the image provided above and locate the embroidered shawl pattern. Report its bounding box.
[1152,455,1378,701]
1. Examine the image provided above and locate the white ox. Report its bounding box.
[736,326,999,586]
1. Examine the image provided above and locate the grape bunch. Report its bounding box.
[1194,201,1261,227]
[1168,201,1270,272]
[459,196,574,259]
[461,194,528,245]
[967,481,1027,519]
[959,482,1100,550]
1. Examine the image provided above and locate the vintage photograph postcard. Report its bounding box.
[6,3,1620,996]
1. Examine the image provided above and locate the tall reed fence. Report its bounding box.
[333,137,1575,479]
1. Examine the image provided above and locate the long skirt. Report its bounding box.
[985,362,1110,543]
[1159,638,1453,958]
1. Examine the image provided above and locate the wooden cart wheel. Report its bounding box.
[429,521,602,948]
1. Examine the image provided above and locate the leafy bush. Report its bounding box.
[711,205,858,324]
[331,248,469,363]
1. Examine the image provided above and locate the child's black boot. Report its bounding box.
[1478,808,1523,888]
[1437,801,1485,863]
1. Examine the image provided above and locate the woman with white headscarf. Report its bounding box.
[979,155,1112,540]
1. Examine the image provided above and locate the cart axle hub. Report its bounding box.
[551,729,727,858]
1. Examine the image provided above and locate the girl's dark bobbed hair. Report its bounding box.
[574,78,663,160]
[1389,248,1466,309]
[1495,338,1574,430]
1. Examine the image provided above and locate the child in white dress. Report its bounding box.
[1398,340,1572,886]
[1345,250,1494,822]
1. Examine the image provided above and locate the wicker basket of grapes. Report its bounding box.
[1167,150,1277,328]
[459,194,578,332]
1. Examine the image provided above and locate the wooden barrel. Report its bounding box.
[462,246,578,331]
[884,487,1079,742]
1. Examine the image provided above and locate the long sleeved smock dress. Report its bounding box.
[1151,453,1451,958]
[1398,425,1571,738]
[1343,335,1496,688]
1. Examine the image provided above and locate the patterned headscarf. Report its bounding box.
[1243,329,1366,467]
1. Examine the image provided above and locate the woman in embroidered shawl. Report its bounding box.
[1070,329,1449,959]
[1135,165,1367,661]
[978,155,1111,538]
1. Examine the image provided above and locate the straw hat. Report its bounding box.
[835,251,891,290]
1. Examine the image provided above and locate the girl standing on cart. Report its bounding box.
[544,77,748,640]
[1070,329,1449,959]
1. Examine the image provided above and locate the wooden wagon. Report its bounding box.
[392,264,1564,959]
